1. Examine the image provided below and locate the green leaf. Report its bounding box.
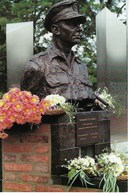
[101,172,119,192]
[67,170,80,191]
[79,170,94,187]
[68,168,76,179]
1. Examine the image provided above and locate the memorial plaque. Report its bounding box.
[76,111,110,147]
[76,112,98,146]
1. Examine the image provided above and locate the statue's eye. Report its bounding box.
[65,19,81,27]
[65,21,74,26]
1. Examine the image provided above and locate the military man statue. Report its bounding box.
[21,0,95,109]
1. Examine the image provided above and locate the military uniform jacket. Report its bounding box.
[21,43,94,101]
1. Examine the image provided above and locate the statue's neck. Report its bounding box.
[52,37,74,63]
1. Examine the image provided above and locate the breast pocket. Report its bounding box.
[46,69,68,87]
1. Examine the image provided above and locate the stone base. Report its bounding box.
[51,110,110,175]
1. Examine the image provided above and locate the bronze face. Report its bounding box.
[55,19,82,46]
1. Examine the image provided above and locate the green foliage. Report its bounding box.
[100,172,119,192]
[64,155,97,190]
[60,102,77,124]
[95,87,123,116]
[67,169,94,190]
[0,0,126,93]
[64,149,127,192]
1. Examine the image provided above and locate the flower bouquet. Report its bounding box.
[63,156,97,190]
[63,149,128,192]
[44,94,66,115]
[44,94,76,124]
[95,87,122,116]
[0,87,50,139]
[96,150,128,192]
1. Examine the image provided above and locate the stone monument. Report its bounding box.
[6,0,110,186]
[20,0,110,180]
[96,8,127,152]
[3,1,127,192]
[6,22,33,89]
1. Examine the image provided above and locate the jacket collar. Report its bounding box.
[47,43,81,64]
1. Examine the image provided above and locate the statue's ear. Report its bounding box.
[51,24,60,35]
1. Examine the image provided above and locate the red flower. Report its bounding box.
[0,87,54,138]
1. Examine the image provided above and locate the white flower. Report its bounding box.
[96,151,126,178]
[45,94,66,106]
[95,87,122,116]
[108,153,122,164]
[65,156,96,175]
[114,164,124,177]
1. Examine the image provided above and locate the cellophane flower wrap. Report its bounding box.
[96,150,128,192]
[95,87,122,116]
[0,87,50,139]
[63,156,97,189]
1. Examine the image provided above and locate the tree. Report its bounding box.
[0,0,126,95]
[0,0,13,96]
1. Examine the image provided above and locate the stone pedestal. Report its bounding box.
[51,110,110,176]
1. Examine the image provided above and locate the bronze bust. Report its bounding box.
[21,0,95,109]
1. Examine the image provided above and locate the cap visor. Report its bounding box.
[62,13,86,24]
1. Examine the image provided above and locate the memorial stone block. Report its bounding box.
[96,8,127,147]
[51,111,110,176]
[6,22,33,89]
